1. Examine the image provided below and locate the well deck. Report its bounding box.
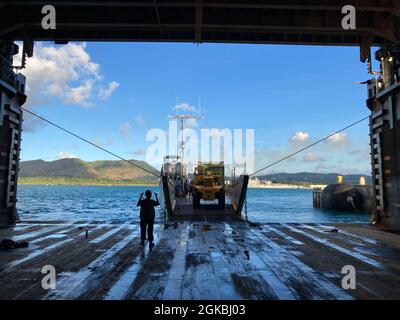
[1,220,400,300]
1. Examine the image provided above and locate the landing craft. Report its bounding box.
[159,114,249,221]
[160,157,249,220]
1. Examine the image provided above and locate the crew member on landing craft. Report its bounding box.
[137,190,159,247]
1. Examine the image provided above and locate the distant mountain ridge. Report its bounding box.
[19,159,370,185]
[19,158,159,181]
[257,172,372,185]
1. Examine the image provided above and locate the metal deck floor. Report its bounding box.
[1,220,400,300]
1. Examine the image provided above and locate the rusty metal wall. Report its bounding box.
[367,48,400,230]
[0,40,25,226]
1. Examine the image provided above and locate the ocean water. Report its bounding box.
[16,185,370,224]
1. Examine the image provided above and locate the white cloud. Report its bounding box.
[327,133,347,143]
[99,81,120,100]
[324,132,351,151]
[16,42,119,129]
[135,115,145,127]
[253,129,370,175]
[170,102,206,129]
[119,122,130,138]
[303,152,319,162]
[18,43,100,106]
[64,79,94,106]
[174,102,198,113]
[57,151,76,159]
[291,131,310,141]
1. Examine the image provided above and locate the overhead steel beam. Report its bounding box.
[0,1,398,13]
[0,23,386,36]
[0,1,398,46]
[153,0,163,35]
[195,0,203,42]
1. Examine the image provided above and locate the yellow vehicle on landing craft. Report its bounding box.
[192,162,225,209]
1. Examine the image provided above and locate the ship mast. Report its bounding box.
[169,113,202,177]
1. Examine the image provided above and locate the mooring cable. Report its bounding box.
[249,115,370,177]
[21,108,369,179]
[21,107,159,178]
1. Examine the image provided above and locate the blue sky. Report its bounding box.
[19,42,373,175]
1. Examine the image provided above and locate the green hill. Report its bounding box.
[18,158,159,185]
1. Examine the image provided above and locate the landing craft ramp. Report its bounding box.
[170,198,240,222]
[161,173,249,221]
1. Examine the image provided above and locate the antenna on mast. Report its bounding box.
[169,114,203,157]
[169,110,204,177]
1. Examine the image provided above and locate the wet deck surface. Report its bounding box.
[1,220,400,300]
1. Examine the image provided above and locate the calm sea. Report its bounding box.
[16,185,370,224]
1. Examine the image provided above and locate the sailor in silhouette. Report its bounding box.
[137,190,159,248]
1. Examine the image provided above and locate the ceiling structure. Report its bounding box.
[0,1,399,49]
